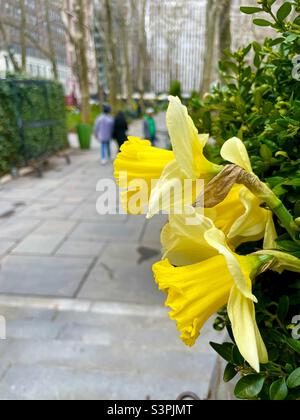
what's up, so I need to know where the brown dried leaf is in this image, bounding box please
[195,165,263,208]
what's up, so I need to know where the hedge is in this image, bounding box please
[0,76,68,176]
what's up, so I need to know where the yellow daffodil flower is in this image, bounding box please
[114,137,174,214]
[154,219,272,372]
[114,97,222,215]
[156,208,272,371]
[114,100,275,247]
[162,193,276,268]
[147,97,222,217]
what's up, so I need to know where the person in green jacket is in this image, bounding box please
[143,108,157,146]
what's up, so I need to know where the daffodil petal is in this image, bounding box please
[263,212,278,250]
[254,320,269,365]
[221,137,252,172]
[228,286,268,372]
[114,136,174,214]
[228,187,271,241]
[167,96,204,178]
[167,96,221,179]
[204,228,257,302]
[147,160,185,218]
[161,207,218,266]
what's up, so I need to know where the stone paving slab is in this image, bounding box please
[0,297,222,400]
[77,262,164,305]
[0,339,215,383]
[0,364,209,400]
[56,314,219,354]
[95,241,161,266]
[20,202,77,219]
[33,220,77,236]
[56,240,106,258]
[6,319,63,340]
[0,115,221,400]
[70,204,127,223]
[69,220,145,242]
[0,219,41,241]
[11,234,65,255]
[0,202,15,218]
[0,241,15,255]
[0,256,93,297]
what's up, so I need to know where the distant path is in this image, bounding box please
[0,113,221,400]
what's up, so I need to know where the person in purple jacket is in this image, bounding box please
[94,105,114,165]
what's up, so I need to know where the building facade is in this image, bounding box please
[147,0,207,94]
[0,0,72,91]
[147,0,278,94]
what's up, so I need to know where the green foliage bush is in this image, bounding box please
[189,0,300,400]
[0,76,68,176]
[169,80,182,99]
[66,104,101,133]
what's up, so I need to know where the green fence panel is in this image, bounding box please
[0,77,68,176]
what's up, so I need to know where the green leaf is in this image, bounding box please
[285,34,298,43]
[287,368,300,389]
[277,296,289,322]
[253,19,273,27]
[253,41,262,52]
[276,240,300,252]
[270,37,285,46]
[283,178,300,187]
[272,184,288,196]
[268,0,277,5]
[268,348,280,362]
[210,342,234,363]
[234,375,265,400]
[277,2,292,22]
[294,16,300,26]
[223,363,238,383]
[232,346,244,365]
[286,338,300,355]
[269,379,288,400]
[240,6,263,15]
[267,176,285,188]
[260,144,273,160]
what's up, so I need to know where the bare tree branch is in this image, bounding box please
[0,19,21,72]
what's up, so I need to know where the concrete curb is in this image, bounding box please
[0,294,167,318]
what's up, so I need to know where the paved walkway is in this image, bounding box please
[0,115,221,400]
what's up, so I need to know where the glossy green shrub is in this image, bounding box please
[0,76,68,176]
[191,0,300,400]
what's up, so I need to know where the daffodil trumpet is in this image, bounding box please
[153,251,273,373]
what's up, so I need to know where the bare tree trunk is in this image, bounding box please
[137,0,147,114]
[76,0,91,124]
[201,0,233,95]
[45,0,58,79]
[200,0,218,96]
[0,20,21,73]
[104,0,119,114]
[218,0,232,61]
[120,0,132,109]
[19,0,27,72]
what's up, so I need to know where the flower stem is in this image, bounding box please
[250,179,300,245]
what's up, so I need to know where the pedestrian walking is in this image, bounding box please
[143,108,157,146]
[113,110,128,149]
[94,105,114,165]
